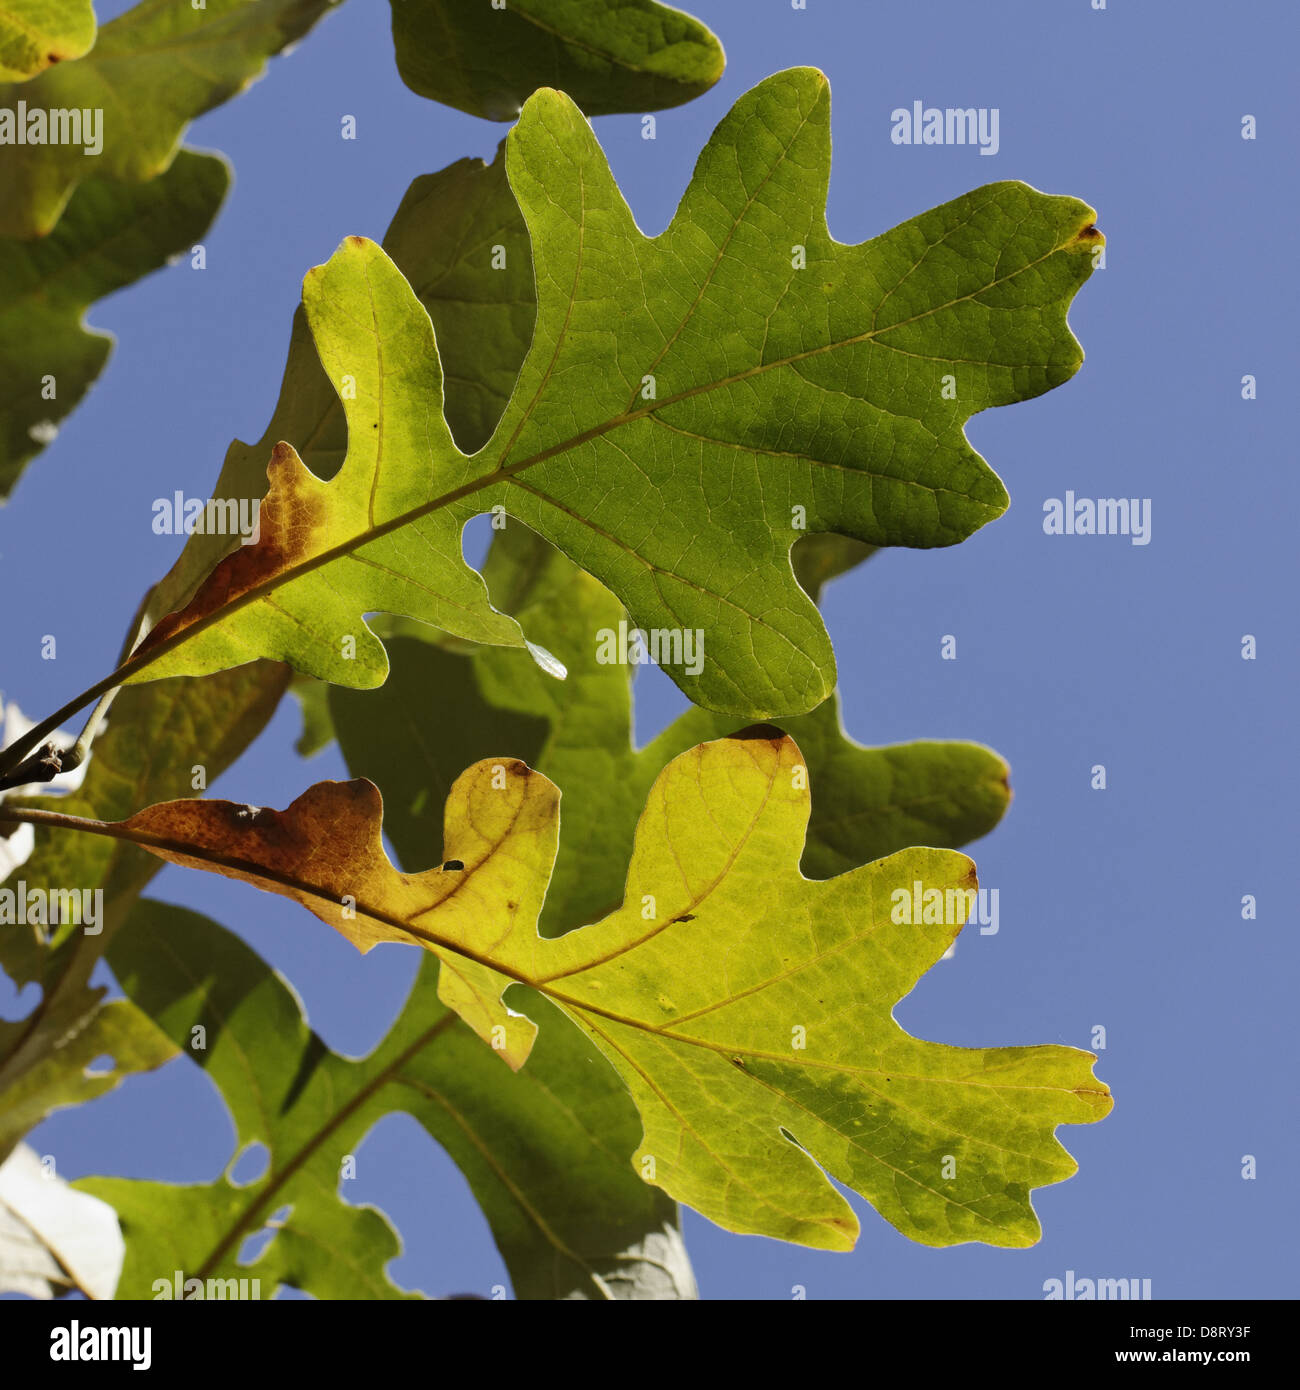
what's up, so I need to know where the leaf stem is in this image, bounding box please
[0,669,126,786]
[0,804,645,1030]
[0,583,152,784]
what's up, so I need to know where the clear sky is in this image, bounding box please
[4,0,1296,1300]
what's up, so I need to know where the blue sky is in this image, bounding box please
[4,0,1297,1299]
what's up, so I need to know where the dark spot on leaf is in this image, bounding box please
[671,913,696,923]
[442,860,464,872]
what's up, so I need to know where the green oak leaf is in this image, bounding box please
[80,898,697,1299]
[206,149,879,760]
[389,0,724,120]
[0,0,340,238]
[90,734,1109,1250]
[0,0,94,82]
[333,524,1011,936]
[0,660,288,1128]
[150,143,871,633]
[0,149,230,499]
[128,69,1101,720]
[538,736,1110,1247]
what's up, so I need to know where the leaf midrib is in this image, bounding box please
[193,1010,460,1283]
[20,807,1101,1105]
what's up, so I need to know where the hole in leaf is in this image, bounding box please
[237,1204,292,1267]
[227,1141,270,1188]
[237,1229,274,1265]
[84,1053,116,1077]
[0,979,41,1022]
[778,1126,811,1154]
[460,512,493,569]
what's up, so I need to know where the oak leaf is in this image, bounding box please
[104,732,1110,1249]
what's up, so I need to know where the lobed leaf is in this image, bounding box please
[129,71,1102,718]
[525,732,1109,1249]
[91,732,1110,1250]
